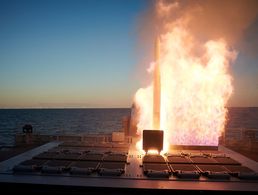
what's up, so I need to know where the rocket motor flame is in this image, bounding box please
[134,1,237,152]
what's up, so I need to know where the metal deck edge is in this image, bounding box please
[219,145,258,172]
[0,141,61,172]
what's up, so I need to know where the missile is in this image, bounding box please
[153,36,161,130]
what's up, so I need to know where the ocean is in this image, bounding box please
[0,107,257,147]
[0,108,130,146]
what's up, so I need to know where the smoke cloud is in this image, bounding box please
[138,0,258,53]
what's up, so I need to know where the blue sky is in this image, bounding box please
[0,0,257,108]
[0,0,147,108]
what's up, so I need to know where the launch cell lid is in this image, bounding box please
[143,130,163,153]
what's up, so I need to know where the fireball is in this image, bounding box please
[134,0,237,152]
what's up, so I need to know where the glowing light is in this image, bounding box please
[147,149,159,155]
[134,1,236,152]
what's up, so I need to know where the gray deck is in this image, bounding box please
[0,141,258,192]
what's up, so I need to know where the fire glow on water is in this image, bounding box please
[135,1,237,152]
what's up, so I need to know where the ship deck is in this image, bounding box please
[1,136,258,194]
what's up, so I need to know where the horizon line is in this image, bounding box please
[0,106,258,109]
[0,107,132,109]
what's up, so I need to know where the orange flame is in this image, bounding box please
[134,1,236,152]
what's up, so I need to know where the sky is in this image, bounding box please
[0,0,146,108]
[0,0,257,108]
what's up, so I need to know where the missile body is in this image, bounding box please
[153,37,161,130]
